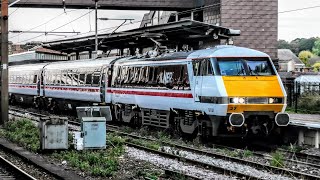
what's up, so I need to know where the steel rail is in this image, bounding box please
[198,140,320,170]
[108,128,320,180]
[125,142,256,180]
[9,107,320,179]
[0,155,37,180]
[278,148,320,165]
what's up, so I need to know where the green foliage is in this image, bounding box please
[0,129,5,137]
[298,50,314,67]
[136,169,162,180]
[3,119,40,152]
[156,131,171,142]
[107,133,125,147]
[243,149,253,158]
[52,148,123,177]
[270,151,284,167]
[297,93,320,113]
[2,119,124,177]
[278,38,317,55]
[278,39,291,49]
[312,39,320,56]
[283,144,304,153]
[130,138,160,150]
[312,62,320,72]
[298,38,317,52]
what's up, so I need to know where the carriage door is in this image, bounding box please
[100,67,107,103]
[193,60,203,102]
[39,70,45,96]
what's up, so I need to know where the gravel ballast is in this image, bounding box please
[126,146,237,180]
[161,146,293,180]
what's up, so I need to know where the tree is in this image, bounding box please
[299,38,317,52]
[298,50,314,67]
[278,40,291,49]
[312,39,320,56]
[312,62,320,72]
[290,38,302,55]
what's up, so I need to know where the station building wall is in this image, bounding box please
[203,0,278,59]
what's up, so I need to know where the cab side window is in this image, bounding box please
[193,59,214,76]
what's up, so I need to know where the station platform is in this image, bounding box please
[288,113,320,148]
[289,113,320,129]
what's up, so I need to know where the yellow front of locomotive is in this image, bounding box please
[215,51,289,135]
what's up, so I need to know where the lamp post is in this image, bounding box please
[94,0,99,53]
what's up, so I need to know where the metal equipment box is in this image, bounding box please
[40,117,68,150]
[76,106,112,121]
[81,117,106,149]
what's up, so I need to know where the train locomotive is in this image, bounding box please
[9,45,290,138]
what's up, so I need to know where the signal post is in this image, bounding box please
[1,0,9,125]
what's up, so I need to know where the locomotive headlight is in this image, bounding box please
[231,97,239,103]
[230,97,245,104]
[268,97,283,104]
[238,98,245,104]
[269,98,275,104]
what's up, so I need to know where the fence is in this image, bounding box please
[290,82,320,114]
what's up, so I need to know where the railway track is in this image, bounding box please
[9,107,320,179]
[106,127,320,179]
[278,148,320,165]
[0,155,36,180]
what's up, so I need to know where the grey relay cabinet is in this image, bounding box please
[81,117,106,149]
[40,117,68,150]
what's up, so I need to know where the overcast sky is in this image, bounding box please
[8,0,320,44]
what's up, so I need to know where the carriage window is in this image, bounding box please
[79,74,85,86]
[57,73,63,86]
[74,73,80,86]
[148,67,154,82]
[86,74,92,85]
[193,61,201,76]
[114,64,190,90]
[33,75,38,84]
[92,73,100,86]
[27,75,30,84]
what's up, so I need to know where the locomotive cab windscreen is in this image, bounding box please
[216,57,275,76]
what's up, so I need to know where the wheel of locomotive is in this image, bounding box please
[173,116,183,136]
[49,100,59,114]
[40,98,48,111]
[200,121,212,143]
[9,94,16,105]
[132,111,142,128]
[112,105,119,121]
[33,97,40,109]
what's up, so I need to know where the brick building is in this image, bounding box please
[141,0,278,59]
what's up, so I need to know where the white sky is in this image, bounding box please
[278,0,320,41]
[8,0,320,44]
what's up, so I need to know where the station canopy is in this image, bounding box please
[43,20,240,54]
[295,75,320,83]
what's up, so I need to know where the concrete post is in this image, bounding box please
[89,50,92,59]
[298,129,304,146]
[315,130,319,149]
[76,52,80,60]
